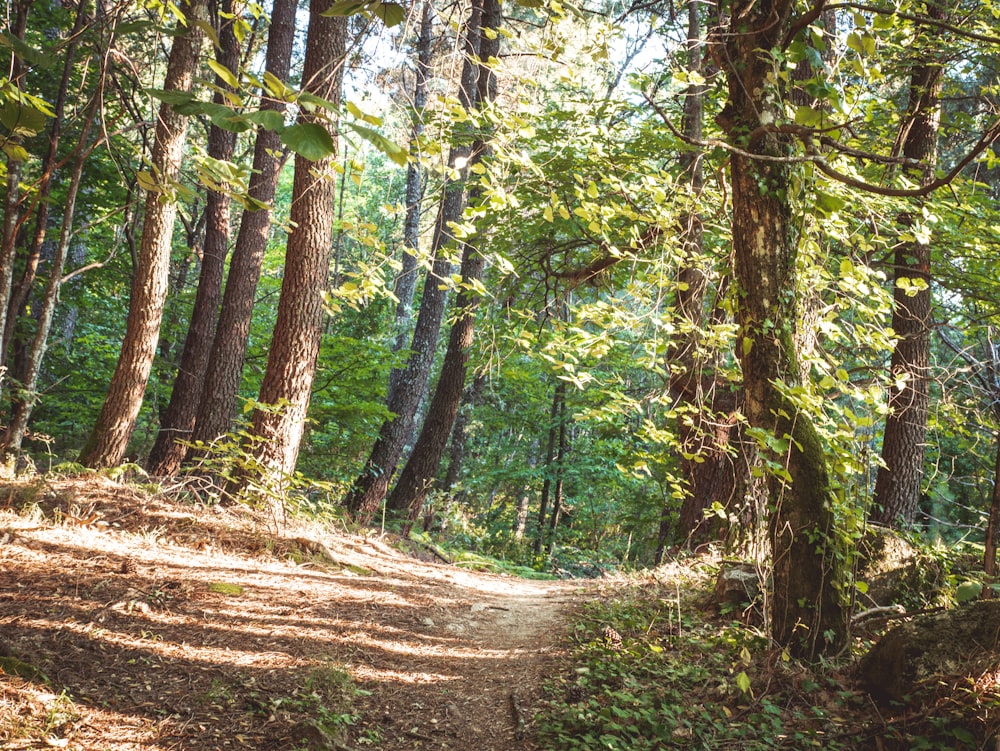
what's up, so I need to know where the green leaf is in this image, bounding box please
[322,0,405,26]
[956,581,982,603]
[322,0,369,16]
[0,101,48,137]
[814,191,845,217]
[0,140,29,161]
[136,170,160,192]
[298,92,340,113]
[0,32,53,68]
[347,122,408,166]
[207,59,240,88]
[736,671,752,694]
[244,109,286,132]
[794,105,822,127]
[372,2,405,27]
[147,88,197,107]
[280,123,336,161]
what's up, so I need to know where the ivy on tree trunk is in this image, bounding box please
[715,0,847,659]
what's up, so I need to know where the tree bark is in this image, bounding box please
[545,392,568,555]
[441,373,485,494]
[389,0,433,363]
[871,19,943,528]
[716,0,846,658]
[534,380,565,555]
[384,0,501,527]
[80,1,205,468]
[2,95,100,454]
[188,0,296,452]
[147,0,241,475]
[2,0,88,364]
[984,432,1000,585]
[346,0,485,524]
[231,0,346,492]
[0,0,30,362]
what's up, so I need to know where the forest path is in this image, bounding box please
[0,476,591,751]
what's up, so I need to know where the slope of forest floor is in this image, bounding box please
[0,474,591,751]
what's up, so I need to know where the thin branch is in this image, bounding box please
[644,91,1000,198]
[825,3,1000,46]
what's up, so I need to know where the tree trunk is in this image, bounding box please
[188,0,296,452]
[984,431,1000,585]
[147,0,241,475]
[384,0,500,528]
[346,0,485,524]
[2,96,100,454]
[871,24,943,528]
[534,380,565,555]
[716,0,846,658]
[389,0,433,362]
[232,0,346,492]
[545,393,568,555]
[0,0,30,363]
[667,0,749,548]
[2,0,88,364]
[80,1,205,469]
[441,373,485,494]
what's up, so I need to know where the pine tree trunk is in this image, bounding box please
[233,0,346,491]
[716,0,846,658]
[390,0,433,362]
[2,95,100,454]
[534,380,565,555]
[442,373,485,494]
[188,0,296,452]
[346,0,486,524]
[80,1,205,469]
[667,0,749,548]
[872,28,943,528]
[0,0,30,363]
[984,432,1000,584]
[545,395,568,555]
[2,0,88,363]
[384,0,500,525]
[147,0,241,475]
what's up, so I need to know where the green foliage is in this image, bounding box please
[537,569,861,750]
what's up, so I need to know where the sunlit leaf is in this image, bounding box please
[280,123,336,161]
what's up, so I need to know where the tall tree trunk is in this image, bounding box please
[346,0,485,524]
[188,0,296,451]
[871,19,943,528]
[147,0,241,475]
[669,0,748,548]
[80,0,205,468]
[441,373,485,494]
[534,380,565,555]
[984,431,1000,584]
[545,393,568,555]
[389,0,433,363]
[2,96,101,454]
[2,0,88,364]
[385,0,501,525]
[716,0,846,658]
[0,0,31,370]
[231,0,346,493]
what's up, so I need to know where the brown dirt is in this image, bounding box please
[0,475,590,750]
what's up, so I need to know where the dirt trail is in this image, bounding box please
[0,477,589,750]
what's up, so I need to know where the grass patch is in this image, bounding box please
[536,557,1000,751]
[208,581,245,596]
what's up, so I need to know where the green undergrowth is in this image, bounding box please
[536,556,1000,751]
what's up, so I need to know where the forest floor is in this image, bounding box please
[0,474,593,751]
